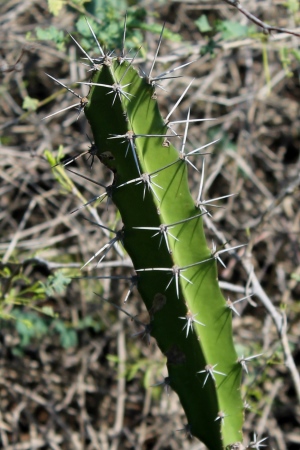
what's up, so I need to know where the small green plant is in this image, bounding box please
[0,263,88,353]
[7,308,102,354]
[33,1,180,56]
[0,264,69,316]
[107,353,165,390]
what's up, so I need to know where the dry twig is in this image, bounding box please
[222,0,300,37]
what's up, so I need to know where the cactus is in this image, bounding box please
[48,21,246,450]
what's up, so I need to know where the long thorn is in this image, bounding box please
[170,118,216,125]
[42,102,82,120]
[154,59,198,81]
[181,108,190,155]
[45,73,82,99]
[165,79,194,122]
[119,46,141,83]
[149,22,165,80]
[65,167,107,189]
[120,12,127,61]
[85,17,105,57]
[69,33,95,67]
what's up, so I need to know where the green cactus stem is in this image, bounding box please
[49,23,245,449]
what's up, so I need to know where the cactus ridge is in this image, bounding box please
[48,20,249,450]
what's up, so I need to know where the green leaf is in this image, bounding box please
[107,354,120,363]
[76,315,102,332]
[291,272,300,282]
[143,365,154,389]
[47,0,65,16]
[25,32,34,41]
[41,271,71,297]
[44,147,76,192]
[195,15,212,33]
[85,0,127,16]
[139,22,181,42]
[22,96,39,111]
[13,311,49,347]
[216,20,252,40]
[200,37,221,56]
[291,49,300,61]
[41,306,57,317]
[75,15,97,38]
[284,0,299,13]
[36,26,65,50]
[36,26,60,41]
[60,328,78,348]
[44,149,56,166]
[127,361,141,381]
[53,320,78,348]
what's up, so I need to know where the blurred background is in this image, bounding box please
[0,1,299,449]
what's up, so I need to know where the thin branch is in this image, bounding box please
[222,0,300,37]
[243,256,300,404]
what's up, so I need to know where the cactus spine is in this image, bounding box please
[51,23,245,450]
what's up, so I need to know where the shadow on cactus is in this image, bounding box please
[45,16,255,450]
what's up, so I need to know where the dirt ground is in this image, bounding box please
[0,0,300,449]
